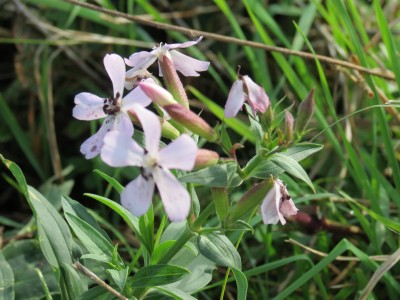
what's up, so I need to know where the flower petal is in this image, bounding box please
[113,112,133,136]
[104,54,125,97]
[122,78,155,109]
[73,92,106,120]
[153,167,190,222]
[242,75,269,114]
[126,50,158,72]
[132,104,161,155]
[80,116,115,159]
[169,51,210,76]
[280,199,298,217]
[163,36,203,50]
[159,134,197,171]
[126,51,154,66]
[260,182,285,225]
[121,175,155,217]
[101,131,144,167]
[224,80,245,118]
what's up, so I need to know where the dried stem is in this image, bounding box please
[286,238,388,262]
[73,262,128,300]
[62,0,395,80]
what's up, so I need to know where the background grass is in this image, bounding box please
[1,0,400,299]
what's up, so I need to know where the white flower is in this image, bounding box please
[224,75,270,118]
[72,53,153,159]
[261,179,298,225]
[125,36,210,78]
[100,105,198,222]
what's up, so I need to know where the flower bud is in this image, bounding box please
[284,110,294,143]
[260,104,274,128]
[194,149,219,169]
[295,88,315,133]
[163,104,218,142]
[139,82,177,107]
[159,55,190,108]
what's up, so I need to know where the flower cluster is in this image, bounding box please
[73,36,299,224]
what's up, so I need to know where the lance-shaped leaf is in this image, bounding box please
[130,265,189,288]
[197,233,241,270]
[270,153,315,192]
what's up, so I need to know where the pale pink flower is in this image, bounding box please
[261,179,298,225]
[100,105,198,222]
[125,36,210,78]
[73,53,153,159]
[224,75,270,118]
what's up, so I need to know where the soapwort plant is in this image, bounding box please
[2,36,320,299]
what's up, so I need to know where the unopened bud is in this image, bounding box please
[159,55,190,108]
[261,105,274,128]
[164,104,218,142]
[284,110,294,143]
[194,149,219,169]
[139,82,177,107]
[295,88,315,133]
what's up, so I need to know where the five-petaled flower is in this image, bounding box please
[224,75,270,118]
[73,53,154,159]
[125,36,210,79]
[100,104,198,222]
[261,179,298,225]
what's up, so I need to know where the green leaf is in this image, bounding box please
[244,104,264,146]
[270,153,314,192]
[153,286,197,300]
[197,233,241,270]
[93,169,124,193]
[150,241,175,265]
[106,267,129,291]
[349,201,400,233]
[76,286,115,300]
[220,123,233,153]
[83,194,145,251]
[130,265,189,288]
[80,254,110,264]
[139,208,155,256]
[29,187,74,268]
[160,223,214,293]
[34,267,53,300]
[64,213,114,259]
[231,267,248,300]
[226,220,254,234]
[245,143,322,179]
[0,251,15,300]
[179,162,242,187]
[62,197,111,243]
[2,240,59,299]
[60,263,87,298]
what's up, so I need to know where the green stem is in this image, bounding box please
[190,201,215,232]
